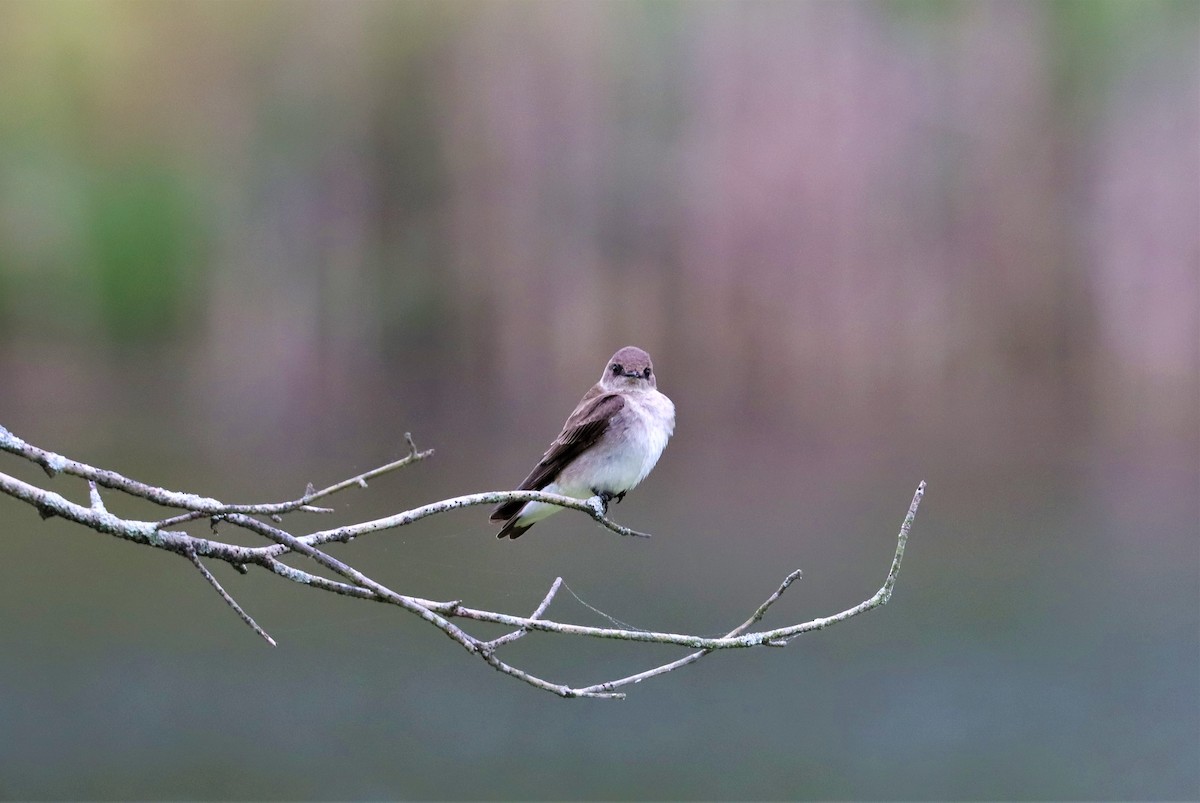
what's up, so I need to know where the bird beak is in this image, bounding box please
[623,370,645,379]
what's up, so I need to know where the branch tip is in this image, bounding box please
[185,546,276,647]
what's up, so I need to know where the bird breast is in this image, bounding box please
[559,388,674,496]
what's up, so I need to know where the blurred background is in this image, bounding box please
[0,0,1196,799]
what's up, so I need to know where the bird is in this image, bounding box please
[491,346,676,539]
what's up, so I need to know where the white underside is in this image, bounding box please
[511,388,675,527]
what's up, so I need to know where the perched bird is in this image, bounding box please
[491,346,676,539]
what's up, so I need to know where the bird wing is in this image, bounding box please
[490,388,625,523]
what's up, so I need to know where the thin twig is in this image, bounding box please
[185,545,276,647]
[297,432,429,505]
[483,577,564,652]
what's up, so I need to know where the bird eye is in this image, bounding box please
[611,363,623,375]
[643,367,652,379]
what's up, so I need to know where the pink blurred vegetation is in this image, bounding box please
[0,0,1195,456]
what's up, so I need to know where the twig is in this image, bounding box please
[298,432,428,504]
[483,577,564,652]
[185,545,276,647]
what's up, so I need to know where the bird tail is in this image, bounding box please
[495,515,533,539]
[490,498,525,524]
[491,498,533,538]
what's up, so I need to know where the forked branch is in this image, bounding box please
[0,424,924,699]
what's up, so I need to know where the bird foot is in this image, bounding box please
[589,489,628,517]
[590,489,615,515]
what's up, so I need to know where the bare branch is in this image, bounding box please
[0,424,431,520]
[223,513,620,698]
[0,424,925,699]
[268,489,651,555]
